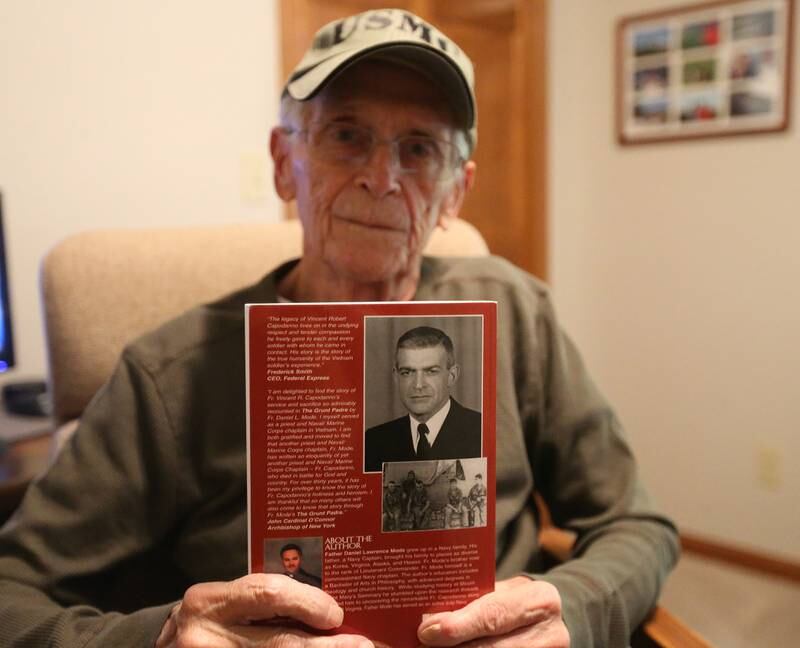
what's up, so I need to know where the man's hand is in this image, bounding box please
[416,577,569,647]
[155,573,374,648]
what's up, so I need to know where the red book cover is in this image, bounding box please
[247,301,496,647]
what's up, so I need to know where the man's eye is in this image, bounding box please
[324,124,369,147]
[398,369,411,377]
[402,137,440,160]
[426,368,440,375]
[331,126,358,142]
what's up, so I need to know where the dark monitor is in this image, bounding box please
[0,193,15,372]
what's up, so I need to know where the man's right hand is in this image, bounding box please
[155,573,374,648]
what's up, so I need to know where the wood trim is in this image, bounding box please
[785,0,796,131]
[529,0,548,280]
[619,0,791,25]
[681,532,800,584]
[636,606,714,648]
[614,7,627,146]
[0,431,53,525]
[434,0,516,30]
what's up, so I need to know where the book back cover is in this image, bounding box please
[247,301,496,647]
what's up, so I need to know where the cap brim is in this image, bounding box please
[286,43,475,132]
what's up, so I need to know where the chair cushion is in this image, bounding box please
[41,219,489,422]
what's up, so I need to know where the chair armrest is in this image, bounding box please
[534,494,710,648]
[632,605,713,648]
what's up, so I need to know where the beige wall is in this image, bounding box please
[550,0,799,559]
[0,0,283,384]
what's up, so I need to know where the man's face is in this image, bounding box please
[281,549,301,574]
[394,344,458,421]
[273,60,472,285]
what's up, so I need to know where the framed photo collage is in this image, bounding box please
[617,0,795,143]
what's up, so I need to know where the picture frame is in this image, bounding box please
[616,0,795,144]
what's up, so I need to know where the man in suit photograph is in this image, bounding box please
[279,543,322,589]
[364,326,481,472]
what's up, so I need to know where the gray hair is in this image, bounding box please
[279,92,309,132]
[396,326,456,368]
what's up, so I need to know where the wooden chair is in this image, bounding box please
[40,218,707,646]
[535,495,711,648]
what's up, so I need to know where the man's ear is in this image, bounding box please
[270,127,296,202]
[437,160,476,231]
[447,363,461,386]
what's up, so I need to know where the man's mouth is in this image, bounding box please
[334,214,406,233]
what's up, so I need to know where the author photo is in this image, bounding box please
[262,537,322,589]
[363,319,483,473]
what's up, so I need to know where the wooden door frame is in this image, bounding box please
[276,1,548,280]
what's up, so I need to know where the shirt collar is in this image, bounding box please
[410,398,452,451]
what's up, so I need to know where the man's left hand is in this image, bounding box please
[416,576,569,647]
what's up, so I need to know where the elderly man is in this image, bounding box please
[0,8,678,648]
[364,326,481,472]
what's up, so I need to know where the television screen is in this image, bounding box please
[0,193,15,372]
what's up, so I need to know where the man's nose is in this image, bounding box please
[413,371,425,389]
[356,142,401,198]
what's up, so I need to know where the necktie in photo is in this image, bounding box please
[417,423,431,459]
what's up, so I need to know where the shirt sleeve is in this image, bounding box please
[0,350,179,647]
[527,288,680,647]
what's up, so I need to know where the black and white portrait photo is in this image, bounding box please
[363,316,483,473]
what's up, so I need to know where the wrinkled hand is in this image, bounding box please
[155,573,374,648]
[417,577,569,647]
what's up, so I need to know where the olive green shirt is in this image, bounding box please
[0,256,679,647]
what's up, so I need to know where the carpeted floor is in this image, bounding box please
[658,553,800,648]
